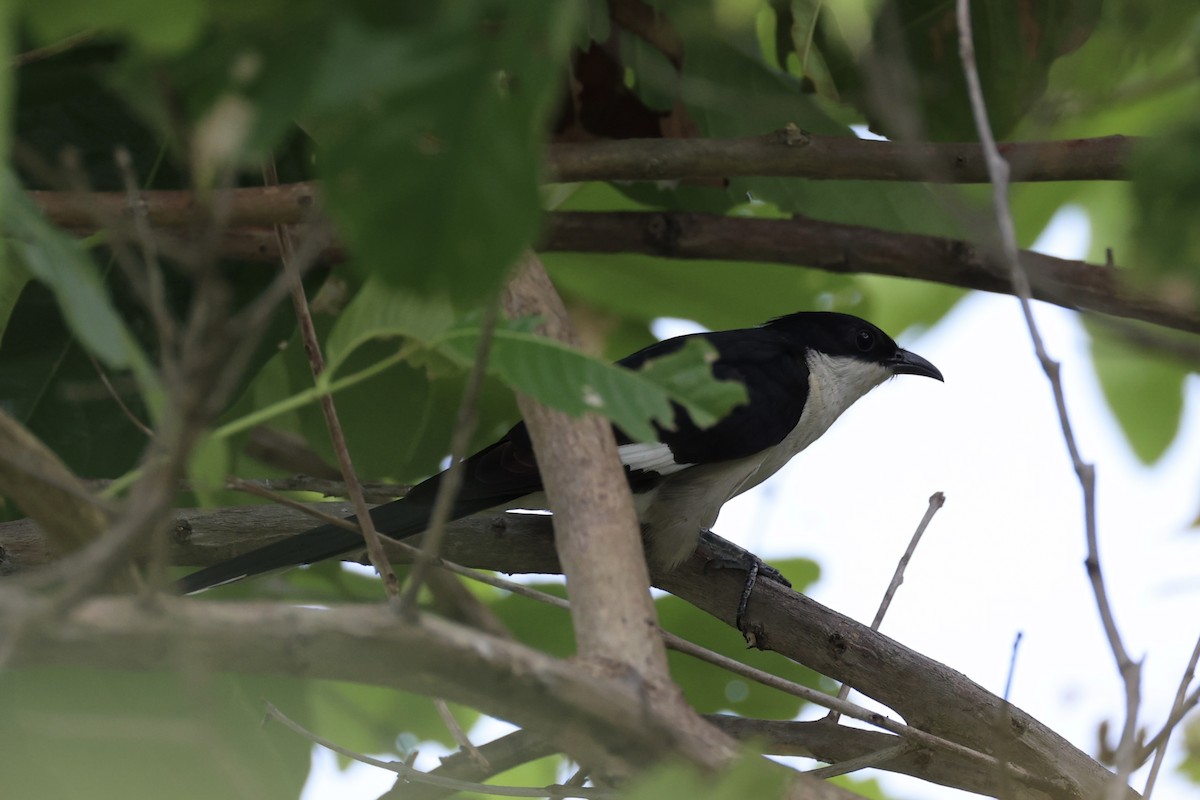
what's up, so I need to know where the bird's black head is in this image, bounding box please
[763,312,943,381]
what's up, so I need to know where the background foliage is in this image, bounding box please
[1,0,1198,797]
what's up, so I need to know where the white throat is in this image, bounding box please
[799,350,894,437]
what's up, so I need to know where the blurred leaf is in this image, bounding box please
[829,773,894,799]
[490,583,575,658]
[187,433,231,507]
[855,0,1102,140]
[1087,323,1190,464]
[855,274,964,338]
[659,558,823,717]
[327,279,748,443]
[1130,118,1200,309]
[544,183,858,331]
[0,280,152,483]
[667,31,965,237]
[787,0,840,100]
[0,259,30,344]
[306,681,463,764]
[2,172,152,378]
[0,668,309,800]
[624,750,789,800]
[24,0,208,53]
[308,6,578,303]
[1183,715,1200,784]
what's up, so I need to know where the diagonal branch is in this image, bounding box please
[540,211,1200,335]
[955,4,1141,799]
[545,131,1135,184]
[0,507,1131,800]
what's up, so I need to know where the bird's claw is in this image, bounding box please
[697,530,789,637]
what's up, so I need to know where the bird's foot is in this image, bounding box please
[697,530,789,638]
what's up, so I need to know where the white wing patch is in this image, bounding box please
[618,441,691,476]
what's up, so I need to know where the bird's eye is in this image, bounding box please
[855,329,875,352]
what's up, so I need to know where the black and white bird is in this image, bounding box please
[177,312,942,600]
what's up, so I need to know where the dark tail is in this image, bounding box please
[175,485,515,595]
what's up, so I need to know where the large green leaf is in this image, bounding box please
[307,6,578,303]
[0,668,310,800]
[1129,118,1200,307]
[326,279,748,442]
[306,682,465,764]
[851,0,1102,141]
[2,172,151,377]
[1088,322,1190,465]
[23,0,208,54]
[623,751,789,800]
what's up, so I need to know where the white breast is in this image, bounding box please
[734,351,893,497]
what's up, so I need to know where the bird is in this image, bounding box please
[177,311,943,617]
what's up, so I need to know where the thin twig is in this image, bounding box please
[86,354,155,438]
[262,161,401,600]
[829,491,944,720]
[869,492,946,630]
[995,632,1024,800]
[399,296,500,613]
[956,4,1141,798]
[263,702,608,799]
[116,147,178,358]
[433,698,491,772]
[1141,632,1200,799]
[804,743,911,779]
[13,30,98,67]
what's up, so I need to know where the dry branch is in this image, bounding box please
[541,211,1200,335]
[545,132,1135,184]
[0,507,1128,800]
[29,182,1200,336]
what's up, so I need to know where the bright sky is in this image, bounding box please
[304,207,1200,799]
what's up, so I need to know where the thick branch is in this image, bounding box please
[707,717,1063,800]
[30,184,1199,335]
[77,212,1200,338]
[0,594,691,776]
[0,508,1127,800]
[542,211,1200,335]
[545,132,1135,184]
[500,255,743,773]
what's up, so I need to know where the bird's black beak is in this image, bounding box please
[889,349,944,381]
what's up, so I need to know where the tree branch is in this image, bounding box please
[0,507,1131,800]
[96,212,1200,338]
[541,211,1200,335]
[545,131,1135,184]
[29,184,1200,336]
[499,255,744,775]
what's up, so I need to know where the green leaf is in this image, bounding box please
[853,0,1102,140]
[0,259,30,347]
[2,174,142,372]
[0,667,310,800]
[307,6,579,303]
[23,0,208,53]
[441,328,749,441]
[186,433,230,507]
[1183,716,1200,785]
[306,681,464,764]
[543,183,859,333]
[1088,322,1190,464]
[624,751,789,800]
[327,279,747,442]
[1130,117,1200,307]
